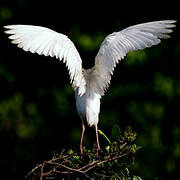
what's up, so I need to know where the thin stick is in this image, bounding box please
[40,161,46,180]
[26,164,42,178]
[47,161,85,174]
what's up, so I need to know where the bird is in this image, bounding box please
[4,20,176,155]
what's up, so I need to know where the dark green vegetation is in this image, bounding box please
[0,1,179,179]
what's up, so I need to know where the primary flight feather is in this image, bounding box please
[4,20,176,154]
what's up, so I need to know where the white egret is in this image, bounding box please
[4,20,176,154]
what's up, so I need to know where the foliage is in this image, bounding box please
[26,125,141,180]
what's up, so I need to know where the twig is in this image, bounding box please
[114,173,122,180]
[77,160,100,171]
[26,164,42,178]
[40,161,46,180]
[83,151,130,173]
[120,142,127,149]
[47,161,85,174]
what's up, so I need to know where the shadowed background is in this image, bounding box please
[0,0,179,179]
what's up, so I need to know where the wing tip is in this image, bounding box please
[4,25,17,34]
[4,25,10,34]
[161,20,177,28]
[163,20,177,23]
[4,25,15,30]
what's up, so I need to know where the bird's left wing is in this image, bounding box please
[4,25,86,95]
[93,20,176,96]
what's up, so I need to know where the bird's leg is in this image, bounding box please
[94,124,100,156]
[80,120,85,155]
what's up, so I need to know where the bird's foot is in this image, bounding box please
[95,146,100,157]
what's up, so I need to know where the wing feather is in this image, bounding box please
[4,25,86,95]
[94,20,176,96]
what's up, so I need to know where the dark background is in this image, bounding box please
[0,0,179,179]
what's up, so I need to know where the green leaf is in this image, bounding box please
[124,126,137,142]
[105,145,110,153]
[130,144,141,153]
[111,141,118,152]
[73,155,80,160]
[125,168,130,176]
[98,129,111,145]
[67,149,73,155]
[133,176,143,180]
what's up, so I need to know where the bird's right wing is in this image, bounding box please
[93,20,176,96]
[4,25,86,96]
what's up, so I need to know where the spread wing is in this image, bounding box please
[4,25,86,96]
[93,20,176,96]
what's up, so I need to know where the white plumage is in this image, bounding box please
[4,20,176,154]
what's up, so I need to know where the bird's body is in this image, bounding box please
[75,80,101,127]
[75,68,101,127]
[4,20,176,154]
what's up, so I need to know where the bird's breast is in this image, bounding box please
[75,90,101,127]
